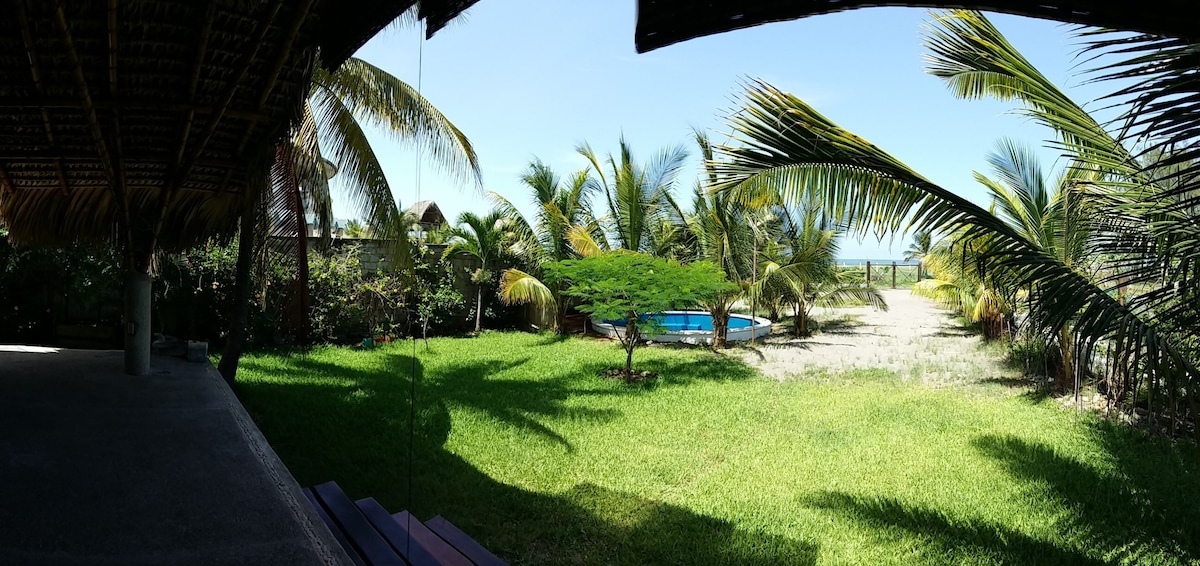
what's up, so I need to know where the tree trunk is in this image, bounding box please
[218,203,257,385]
[291,177,310,346]
[1059,325,1074,395]
[623,312,639,379]
[625,341,635,379]
[792,303,810,337]
[474,286,482,333]
[711,307,729,349]
[554,291,565,334]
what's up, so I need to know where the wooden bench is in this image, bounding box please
[304,481,508,566]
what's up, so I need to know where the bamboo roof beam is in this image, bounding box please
[13,0,71,198]
[173,2,217,172]
[146,0,284,259]
[105,0,130,244]
[51,0,133,249]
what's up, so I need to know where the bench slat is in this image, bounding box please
[304,488,367,566]
[423,515,508,566]
[311,482,407,566]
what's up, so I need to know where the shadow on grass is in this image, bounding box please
[237,351,813,565]
[974,432,1200,563]
[803,491,1105,565]
[802,426,1199,565]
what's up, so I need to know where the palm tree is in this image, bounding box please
[756,204,886,337]
[685,131,754,348]
[902,231,932,263]
[577,137,689,254]
[976,139,1092,386]
[911,229,1016,340]
[221,44,479,380]
[712,77,1195,416]
[492,160,598,331]
[444,211,509,333]
[343,219,368,238]
[286,55,480,249]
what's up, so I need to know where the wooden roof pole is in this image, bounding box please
[13,0,72,198]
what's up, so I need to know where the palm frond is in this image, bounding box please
[567,224,604,257]
[714,79,1196,380]
[314,57,482,188]
[499,268,556,309]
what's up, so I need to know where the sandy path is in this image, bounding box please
[736,290,1016,386]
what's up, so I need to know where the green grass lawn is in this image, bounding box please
[235,332,1199,565]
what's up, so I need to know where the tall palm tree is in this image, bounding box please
[685,131,754,348]
[976,139,1093,386]
[444,211,508,333]
[222,45,479,380]
[577,137,689,254]
[492,160,598,331]
[922,9,1200,408]
[287,55,481,250]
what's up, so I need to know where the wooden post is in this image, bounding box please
[865,261,871,286]
[917,261,923,281]
[891,261,897,289]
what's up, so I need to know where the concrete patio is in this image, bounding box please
[0,347,351,565]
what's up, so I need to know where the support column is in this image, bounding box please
[124,268,152,375]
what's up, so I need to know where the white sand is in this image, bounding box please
[735,289,1017,386]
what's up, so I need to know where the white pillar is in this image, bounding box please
[124,269,152,375]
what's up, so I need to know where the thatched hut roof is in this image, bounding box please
[0,0,474,257]
[634,1,1198,52]
[406,200,446,227]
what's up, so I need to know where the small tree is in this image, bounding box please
[548,252,734,380]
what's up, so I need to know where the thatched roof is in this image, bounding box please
[634,1,1198,52]
[406,200,446,226]
[0,0,474,258]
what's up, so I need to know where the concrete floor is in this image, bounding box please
[0,347,352,565]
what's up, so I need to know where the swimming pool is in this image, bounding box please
[590,311,772,345]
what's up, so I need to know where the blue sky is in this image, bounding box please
[338,2,1116,259]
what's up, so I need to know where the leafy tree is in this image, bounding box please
[547,252,735,380]
[411,253,466,349]
[444,210,510,333]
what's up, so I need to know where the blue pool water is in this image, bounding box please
[607,311,755,331]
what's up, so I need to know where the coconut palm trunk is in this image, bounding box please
[475,285,483,333]
[793,300,810,337]
[1060,325,1075,394]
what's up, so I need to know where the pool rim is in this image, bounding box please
[589,310,772,345]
